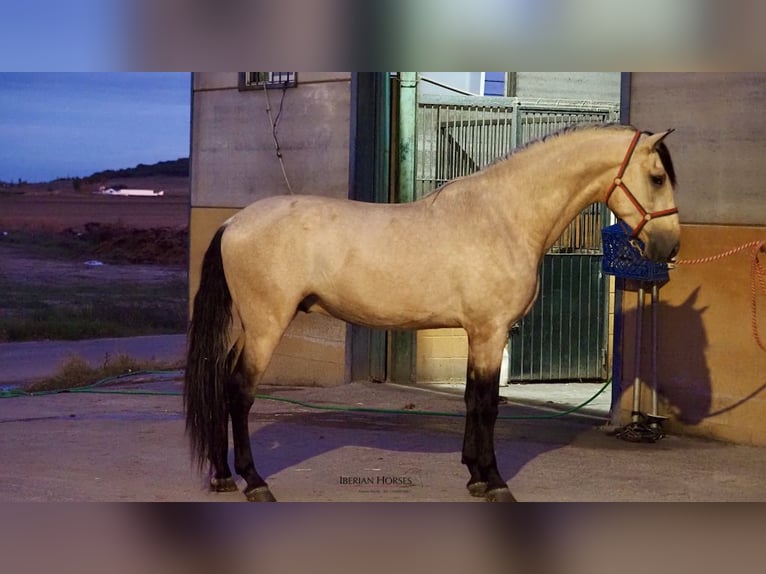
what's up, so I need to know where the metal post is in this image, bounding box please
[631,284,645,423]
[396,72,417,204]
[647,282,667,431]
[651,283,659,418]
[610,278,624,426]
[510,98,521,149]
[619,72,632,125]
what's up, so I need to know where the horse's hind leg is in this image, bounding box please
[223,325,291,502]
[462,329,516,502]
[209,431,237,493]
[226,361,276,502]
[209,384,236,493]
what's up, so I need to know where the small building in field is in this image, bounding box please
[98,187,164,197]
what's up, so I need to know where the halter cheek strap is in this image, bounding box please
[604,130,679,239]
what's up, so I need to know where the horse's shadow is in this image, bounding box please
[614,286,755,426]
[242,400,595,493]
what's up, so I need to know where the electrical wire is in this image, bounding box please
[263,82,294,194]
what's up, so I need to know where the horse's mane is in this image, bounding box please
[514,121,630,152]
[426,122,676,204]
[493,122,676,186]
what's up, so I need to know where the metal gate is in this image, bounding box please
[415,93,619,382]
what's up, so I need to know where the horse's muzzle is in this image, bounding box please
[647,232,681,263]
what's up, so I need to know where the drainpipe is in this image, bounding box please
[389,72,417,383]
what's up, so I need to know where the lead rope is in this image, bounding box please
[675,240,766,352]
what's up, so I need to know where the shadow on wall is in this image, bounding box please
[618,287,712,425]
[618,287,766,425]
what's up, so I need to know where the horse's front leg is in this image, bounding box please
[462,329,516,502]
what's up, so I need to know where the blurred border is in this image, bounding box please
[2,0,765,70]
[2,504,765,574]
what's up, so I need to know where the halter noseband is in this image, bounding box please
[604,130,679,239]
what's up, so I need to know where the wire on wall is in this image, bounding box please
[263,82,294,194]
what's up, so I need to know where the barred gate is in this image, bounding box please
[415,94,619,382]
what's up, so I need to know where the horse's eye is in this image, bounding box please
[650,174,666,187]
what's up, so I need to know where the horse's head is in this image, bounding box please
[605,129,680,263]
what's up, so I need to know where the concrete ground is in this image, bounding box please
[2,334,766,501]
[2,346,766,500]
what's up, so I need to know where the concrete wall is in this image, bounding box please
[189,73,351,386]
[619,73,766,445]
[628,73,765,226]
[416,329,469,382]
[515,72,620,102]
[191,72,351,207]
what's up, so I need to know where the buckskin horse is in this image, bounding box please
[184,124,680,502]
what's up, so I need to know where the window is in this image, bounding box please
[239,72,297,90]
[482,72,518,97]
[483,72,506,96]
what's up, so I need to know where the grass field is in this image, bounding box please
[0,272,187,342]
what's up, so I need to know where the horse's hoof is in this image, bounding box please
[210,476,238,493]
[467,481,488,497]
[245,486,277,502]
[485,487,516,502]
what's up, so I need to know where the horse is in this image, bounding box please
[184,123,680,502]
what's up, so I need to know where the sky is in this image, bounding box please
[0,73,191,183]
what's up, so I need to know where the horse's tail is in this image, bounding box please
[184,225,233,472]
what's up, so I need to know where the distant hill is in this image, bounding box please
[85,158,189,182]
[0,158,190,194]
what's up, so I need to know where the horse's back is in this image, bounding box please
[219,195,460,327]
[218,192,536,331]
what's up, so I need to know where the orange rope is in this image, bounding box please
[675,241,766,352]
[675,240,764,265]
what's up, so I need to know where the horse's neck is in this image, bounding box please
[488,132,626,256]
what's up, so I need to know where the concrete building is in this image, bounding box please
[189,72,766,446]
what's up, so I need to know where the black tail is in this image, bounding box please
[184,225,233,472]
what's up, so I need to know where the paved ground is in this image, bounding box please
[2,335,766,501]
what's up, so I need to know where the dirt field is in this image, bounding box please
[0,244,185,286]
[0,179,189,231]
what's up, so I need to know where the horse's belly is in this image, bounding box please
[302,291,461,331]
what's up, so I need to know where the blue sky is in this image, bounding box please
[0,73,191,183]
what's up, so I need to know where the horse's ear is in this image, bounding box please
[645,129,675,150]
[682,287,708,313]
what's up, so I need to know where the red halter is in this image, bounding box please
[604,130,678,239]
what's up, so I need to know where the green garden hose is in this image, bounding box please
[1,370,611,421]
